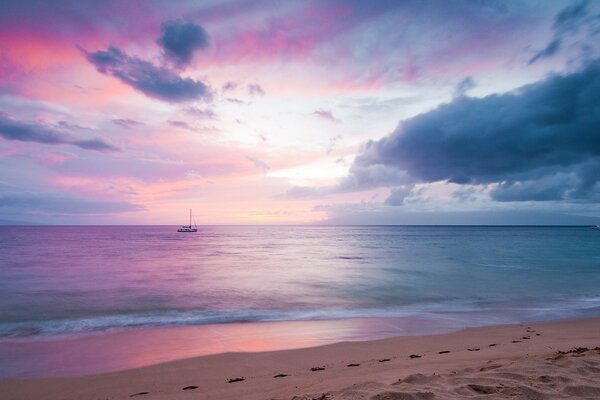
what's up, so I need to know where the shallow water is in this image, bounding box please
[0,225,599,376]
[1,225,599,338]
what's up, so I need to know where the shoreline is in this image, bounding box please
[2,317,599,399]
[0,316,470,379]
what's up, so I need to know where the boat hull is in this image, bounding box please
[177,228,198,232]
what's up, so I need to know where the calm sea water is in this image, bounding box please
[1,225,599,341]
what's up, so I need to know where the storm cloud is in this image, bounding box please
[0,114,118,151]
[158,19,209,68]
[353,61,600,202]
[84,46,210,102]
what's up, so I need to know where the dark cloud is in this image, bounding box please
[353,61,600,202]
[529,39,562,65]
[530,0,599,64]
[72,138,119,151]
[385,185,413,206]
[316,208,600,226]
[0,114,118,152]
[490,174,574,202]
[83,46,211,103]
[554,0,591,34]
[157,19,209,68]
[453,77,476,98]
[247,83,265,97]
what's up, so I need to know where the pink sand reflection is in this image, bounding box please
[0,317,459,378]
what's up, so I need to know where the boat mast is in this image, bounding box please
[189,208,192,227]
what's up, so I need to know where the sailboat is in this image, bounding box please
[177,209,198,232]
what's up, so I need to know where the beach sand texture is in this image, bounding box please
[1,318,599,400]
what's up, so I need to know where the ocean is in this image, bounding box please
[0,225,599,377]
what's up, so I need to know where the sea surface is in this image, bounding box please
[0,225,599,377]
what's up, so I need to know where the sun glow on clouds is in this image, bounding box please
[1,0,599,224]
[269,158,350,187]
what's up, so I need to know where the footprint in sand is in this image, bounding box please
[228,377,245,383]
[182,386,198,390]
[378,358,391,363]
[479,363,502,372]
[311,367,325,372]
[409,354,422,359]
[512,340,522,343]
[438,350,451,354]
[347,363,360,367]
[468,348,480,351]
[489,344,497,347]
[273,374,288,378]
[467,384,498,395]
[130,392,149,397]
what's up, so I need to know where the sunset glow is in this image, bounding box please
[1,1,599,224]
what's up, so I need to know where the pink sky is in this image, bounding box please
[1,0,598,224]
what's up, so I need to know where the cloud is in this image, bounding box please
[184,107,216,119]
[73,138,119,151]
[554,0,591,34]
[385,185,414,206]
[247,83,265,97]
[157,19,209,68]
[316,207,600,226]
[222,81,238,92]
[0,114,118,152]
[83,46,211,103]
[490,174,573,202]
[529,0,599,64]
[327,135,342,154]
[313,109,339,123]
[0,189,142,215]
[351,61,600,202]
[529,39,562,64]
[453,77,476,98]
[112,118,142,128]
[168,120,194,130]
[226,97,247,104]
[285,163,409,199]
[246,155,270,173]
[285,185,333,199]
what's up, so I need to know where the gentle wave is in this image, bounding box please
[3,296,600,339]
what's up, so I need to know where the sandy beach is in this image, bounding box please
[1,317,599,399]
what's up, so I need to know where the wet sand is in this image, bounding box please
[1,317,599,399]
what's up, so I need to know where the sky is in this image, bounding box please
[1,0,599,225]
